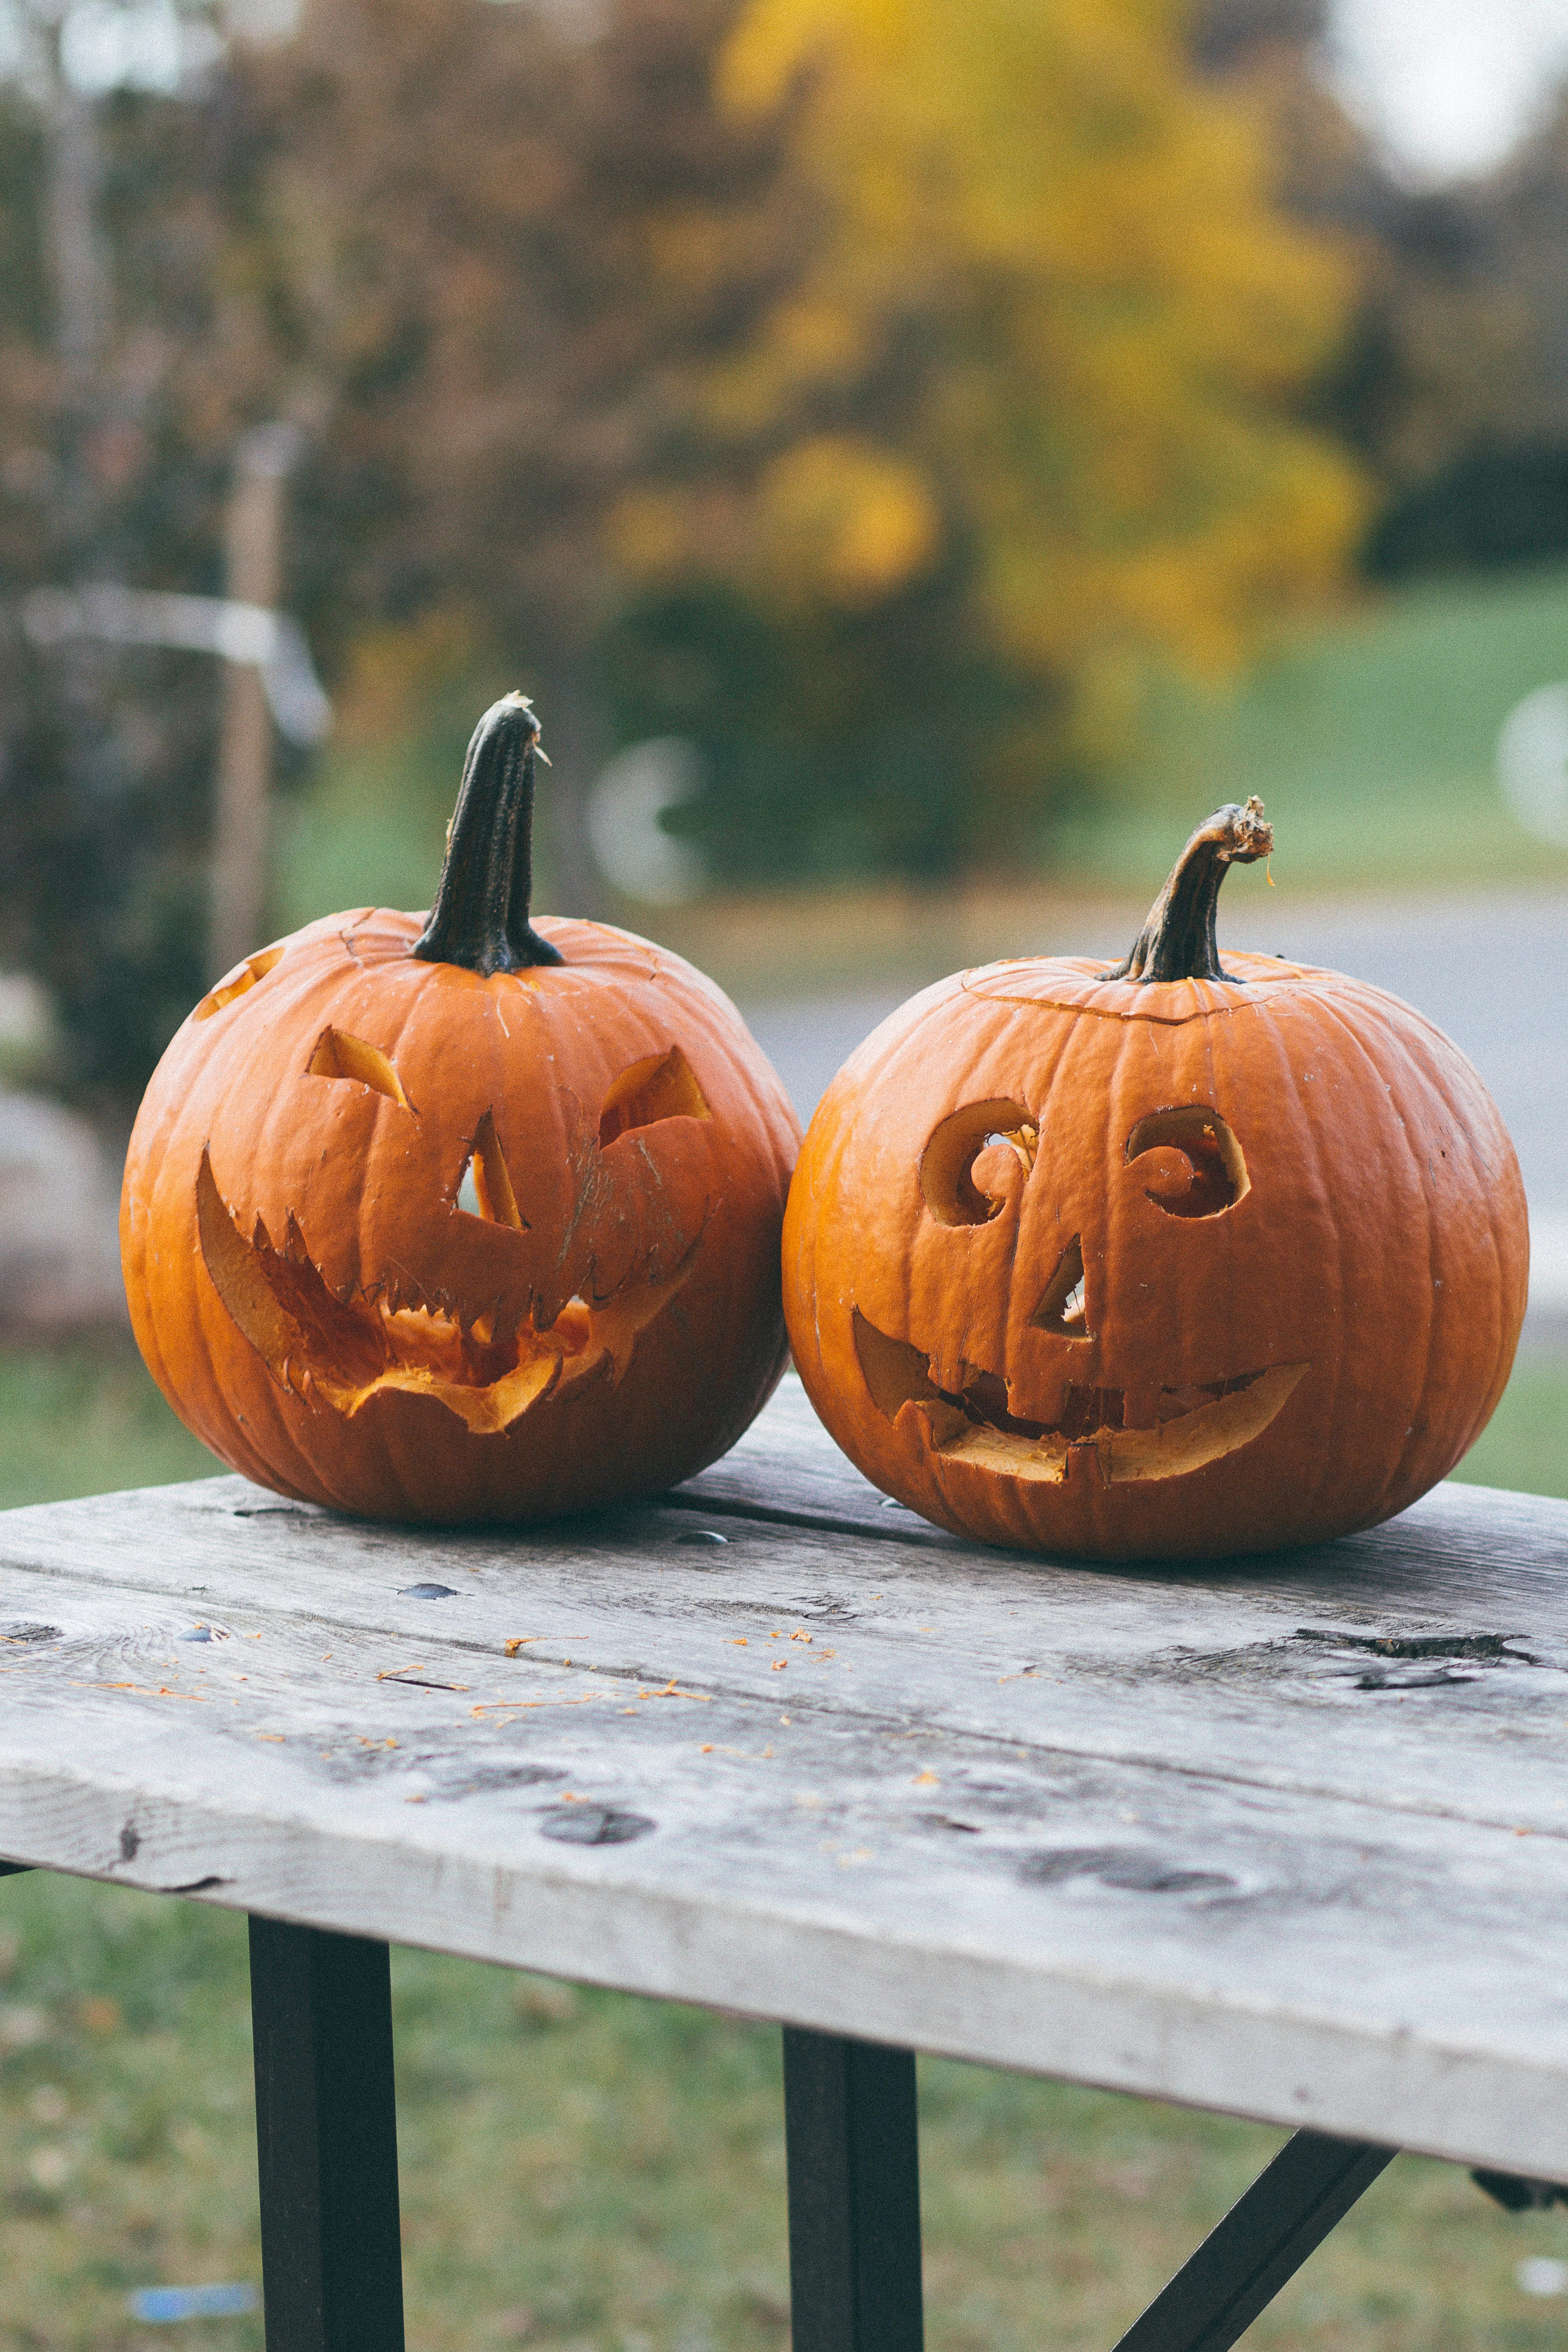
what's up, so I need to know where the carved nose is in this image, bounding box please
[1032,1235,1091,1338]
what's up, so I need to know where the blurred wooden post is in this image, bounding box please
[210,423,301,983]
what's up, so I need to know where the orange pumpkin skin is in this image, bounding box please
[122,707,800,1524]
[783,866,1527,1562]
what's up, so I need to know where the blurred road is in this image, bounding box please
[741,889,1568,1327]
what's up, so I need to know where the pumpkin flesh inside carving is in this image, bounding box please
[852,1308,1307,1487]
[196,1150,700,1436]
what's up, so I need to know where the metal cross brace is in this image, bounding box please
[781,2030,1395,2352]
[1111,2127,1396,2352]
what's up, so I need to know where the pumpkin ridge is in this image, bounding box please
[1317,989,1521,1510]
[1236,996,1341,1530]
[1308,988,1441,1516]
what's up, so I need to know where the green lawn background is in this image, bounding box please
[275,564,1568,952]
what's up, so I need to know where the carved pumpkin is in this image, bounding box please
[782,800,1528,1559]
[122,694,801,1523]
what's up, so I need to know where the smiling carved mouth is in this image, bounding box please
[196,1151,699,1435]
[852,1310,1307,1486]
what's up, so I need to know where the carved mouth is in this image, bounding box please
[196,1151,699,1435]
[853,1310,1307,1485]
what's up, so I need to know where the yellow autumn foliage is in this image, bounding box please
[709,0,1366,732]
[755,436,943,607]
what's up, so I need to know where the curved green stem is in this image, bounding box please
[1102,796,1272,985]
[412,694,564,974]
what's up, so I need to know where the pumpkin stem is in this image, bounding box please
[1102,796,1273,986]
[411,693,565,974]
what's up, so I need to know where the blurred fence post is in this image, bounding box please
[210,423,302,982]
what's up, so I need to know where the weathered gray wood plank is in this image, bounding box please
[0,1378,1565,2179]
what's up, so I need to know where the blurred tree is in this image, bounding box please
[604,0,1366,876]
[1490,91,1568,417]
[1198,0,1568,576]
[3,0,1371,1092]
[3,0,810,1091]
[245,0,810,908]
[1357,86,1568,573]
[1191,0,1326,73]
[0,31,286,1101]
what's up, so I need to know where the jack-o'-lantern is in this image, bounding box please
[783,799,1528,1559]
[122,693,801,1523]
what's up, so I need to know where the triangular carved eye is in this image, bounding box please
[194,946,284,1020]
[307,1026,413,1110]
[456,1110,527,1230]
[1032,1235,1091,1338]
[599,1045,710,1148]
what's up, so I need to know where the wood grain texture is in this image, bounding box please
[1,1378,1567,2176]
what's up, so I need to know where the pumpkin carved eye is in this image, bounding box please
[193,946,284,1020]
[599,1045,710,1148]
[307,1026,414,1111]
[920,1099,1035,1226]
[1126,1106,1247,1218]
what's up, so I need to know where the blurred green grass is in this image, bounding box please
[5,1856,1568,2351]
[0,1345,216,1510]
[1060,564,1568,892]
[0,1339,1565,2346]
[1455,1353,1568,1500]
[274,566,1568,953]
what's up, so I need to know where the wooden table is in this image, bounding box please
[1,1377,1565,2351]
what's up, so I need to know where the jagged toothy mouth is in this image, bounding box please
[852,1310,1307,1486]
[196,1151,699,1435]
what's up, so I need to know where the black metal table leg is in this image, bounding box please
[1112,2128,1395,2352]
[249,1916,405,2352]
[782,2027,923,2352]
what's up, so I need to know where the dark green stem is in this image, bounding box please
[1102,796,1273,985]
[411,693,564,974]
